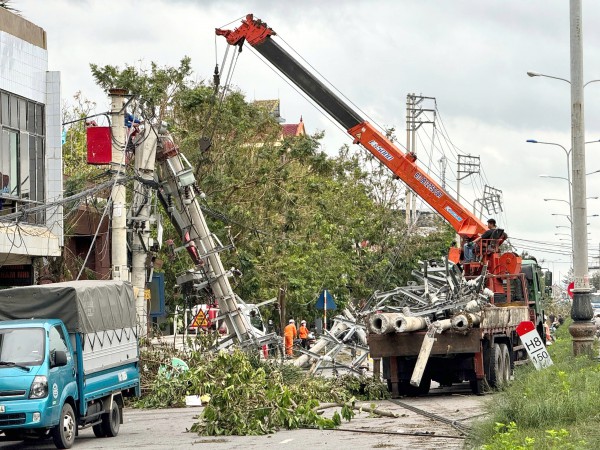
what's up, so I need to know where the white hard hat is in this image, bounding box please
[289,319,295,323]
[301,320,306,324]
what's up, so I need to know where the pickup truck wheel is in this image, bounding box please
[92,423,106,438]
[101,401,121,437]
[52,403,76,449]
[489,343,503,389]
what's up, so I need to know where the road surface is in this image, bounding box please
[0,384,487,449]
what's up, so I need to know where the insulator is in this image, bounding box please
[183,186,193,205]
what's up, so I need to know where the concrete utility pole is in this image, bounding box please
[130,120,158,337]
[568,0,595,355]
[109,89,129,284]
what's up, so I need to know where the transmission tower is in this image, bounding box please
[405,93,436,226]
[474,185,503,219]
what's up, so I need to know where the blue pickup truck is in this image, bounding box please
[0,280,140,448]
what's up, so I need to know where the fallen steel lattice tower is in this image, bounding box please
[294,259,496,379]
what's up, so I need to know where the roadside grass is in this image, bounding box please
[468,320,600,449]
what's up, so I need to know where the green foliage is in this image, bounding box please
[90,58,193,122]
[480,422,588,450]
[137,348,363,435]
[481,422,536,450]
[335,374,390,400]
[470,319,598,449]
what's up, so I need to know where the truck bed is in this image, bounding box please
[368,305,530,358]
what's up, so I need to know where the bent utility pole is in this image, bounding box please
[130,120,158,337]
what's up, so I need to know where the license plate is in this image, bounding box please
[0,405,4,413]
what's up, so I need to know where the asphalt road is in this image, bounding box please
[0,385,488,449]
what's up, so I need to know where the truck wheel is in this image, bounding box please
[489,343,503,389]
[500,344,511,386]
[92,423,106,438]
[52,403,76,449]
[101,401,121,437]
[470,378,486,395]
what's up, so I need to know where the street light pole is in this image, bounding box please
[569,0,595,355]
[530,142,572,219]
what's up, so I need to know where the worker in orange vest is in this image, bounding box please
[298,320,309,349]
[284,319,297,356]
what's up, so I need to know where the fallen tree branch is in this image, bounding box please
[315,402,398,418]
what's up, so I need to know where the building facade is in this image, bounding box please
[0,8,62,285]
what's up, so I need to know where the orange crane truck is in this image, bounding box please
[217,14,546,395]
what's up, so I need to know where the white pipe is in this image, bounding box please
[394,315,427,333]
[451,312,481,332]
[369,313,403,334]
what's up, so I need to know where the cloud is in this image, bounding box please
[17,0,600,274]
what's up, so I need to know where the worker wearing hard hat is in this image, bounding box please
[284,319,297,356]
[298,320,309,349]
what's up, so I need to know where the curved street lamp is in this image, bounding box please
[526,71,600,88]
[529,60,599,353]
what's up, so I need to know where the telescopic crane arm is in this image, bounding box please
[216,14,486,239]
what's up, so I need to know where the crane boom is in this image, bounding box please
[216,14,486,238]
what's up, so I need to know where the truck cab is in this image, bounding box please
[0,320,77,437]
[0,280,140,449]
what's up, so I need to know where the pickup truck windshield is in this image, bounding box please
[0,328,45,367]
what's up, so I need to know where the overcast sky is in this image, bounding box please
[15,0,600,282]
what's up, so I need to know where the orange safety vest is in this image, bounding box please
[298,325,309,339]
[284,323,297,338]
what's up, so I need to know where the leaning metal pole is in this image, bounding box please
[568,0,595,355]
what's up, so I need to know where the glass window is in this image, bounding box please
[35,104,43,135]
[0,327,45,366]
[9,96,18,129]
[29,134,36,200]
[9,131,17,196]
[0,130,9,193]
[49,325,71,364]
[18,99,26,130]
[20,135,30,199]
[27,101,35,133]
[1,93,8,126]
[36,136,44,199]
[0,129,17,195]
[0,91,45,222]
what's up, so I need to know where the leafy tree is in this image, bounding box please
[87,59,453,324]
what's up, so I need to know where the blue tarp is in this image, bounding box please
[315,290,337,310]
